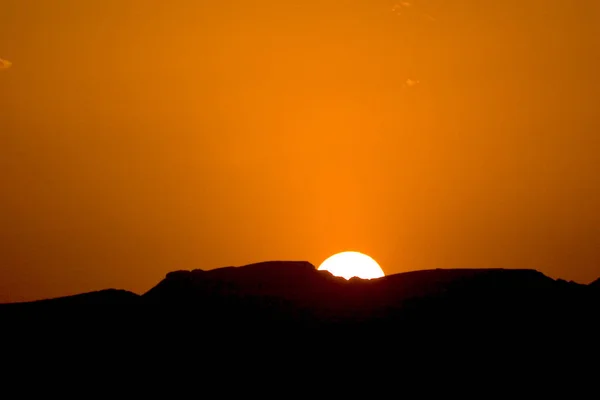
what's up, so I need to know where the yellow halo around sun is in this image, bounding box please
[318,251,385,280]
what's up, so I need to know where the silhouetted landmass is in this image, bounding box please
[2,261,598,337]
[3,261,598,376]
[5,288,141,306]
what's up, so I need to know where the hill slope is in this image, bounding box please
[2,261,597,333]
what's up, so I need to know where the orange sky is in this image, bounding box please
[1,1,599,302]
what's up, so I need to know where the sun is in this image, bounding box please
[318,251,385,280]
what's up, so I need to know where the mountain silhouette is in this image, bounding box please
[2,261,598,334]
[2,288,140,306]
[3,260,599,374]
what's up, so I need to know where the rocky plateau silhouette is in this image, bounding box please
[2,261,597,333]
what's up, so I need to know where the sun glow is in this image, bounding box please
[318,251,385,280]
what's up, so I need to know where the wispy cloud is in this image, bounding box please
[391,2,412,15]
[0,57,12,70]
[391,2,436,21]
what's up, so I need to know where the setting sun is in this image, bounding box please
[318,251,385,280]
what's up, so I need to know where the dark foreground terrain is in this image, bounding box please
[2,261,598,333]
[2,261,599,376]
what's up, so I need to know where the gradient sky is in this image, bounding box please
[1,0,599,302]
